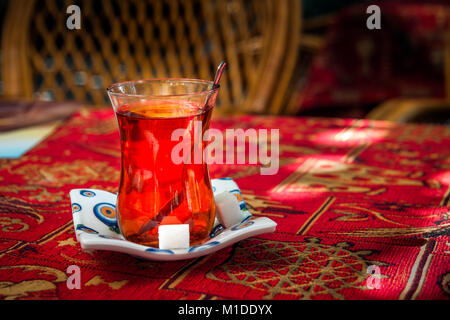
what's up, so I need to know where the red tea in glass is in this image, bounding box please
[107,80,219,247]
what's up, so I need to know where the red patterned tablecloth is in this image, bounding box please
[0,108,449,300]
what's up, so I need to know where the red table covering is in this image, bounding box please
[0,109,449,300]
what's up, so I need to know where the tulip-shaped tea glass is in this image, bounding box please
[107,79,219,247]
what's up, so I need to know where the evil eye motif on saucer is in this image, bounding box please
[99,235,122,240]
[145,247,174,254]
[93,202,117,226]
[189,241,220,253]
[229,189,249,212]
[76,224,99,234]
[72,203,81,213]
[80,190,96,197]
[231,219,254,231]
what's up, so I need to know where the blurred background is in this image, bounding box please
[0,0,450,129]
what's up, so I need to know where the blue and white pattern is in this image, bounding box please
[145,247,174,254]
[93,202,117,225]
[212,178,252,222]
[80,190,96,197]
[76,224,98,234]
[99,235,122,240]
[69,178,276,261]
[189,241,220,253]
[231,220,255,231]
[93,202,120,234]
[229,189,250,212]
[72,203,82,213]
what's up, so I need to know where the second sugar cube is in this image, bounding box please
[158,224,190,250]
[215,192,247,228]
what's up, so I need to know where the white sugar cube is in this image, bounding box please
[215,192,244,228]
[158,224,190,250]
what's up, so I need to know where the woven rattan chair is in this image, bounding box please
[1,0,301,114]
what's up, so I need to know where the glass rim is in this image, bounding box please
[106,78,218,98]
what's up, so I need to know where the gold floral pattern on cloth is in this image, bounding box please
[331,223,450,238]
[11,160,119,188]
[83,117,118,135]
[85,276,128,290]
[0,217,29,233]
[0,265,67,300]
[207,238,373,299]
[273,158,440,196]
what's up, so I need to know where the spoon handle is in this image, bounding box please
[212,61,227,88]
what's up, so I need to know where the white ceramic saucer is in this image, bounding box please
[69,178,277,261]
